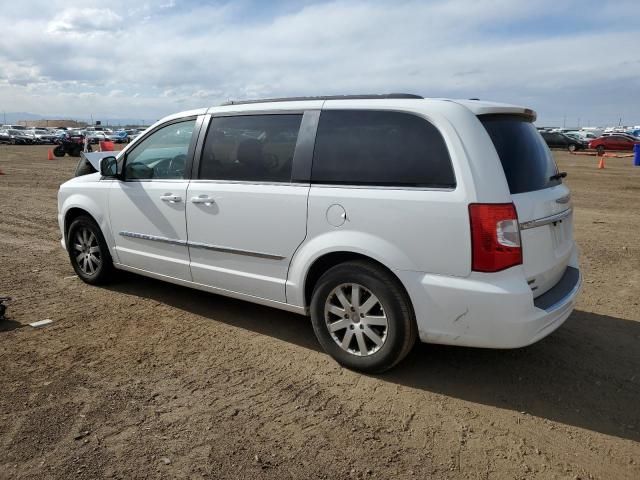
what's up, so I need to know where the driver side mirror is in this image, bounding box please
[100,156,120,178]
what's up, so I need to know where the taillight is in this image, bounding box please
[469,203,522,272]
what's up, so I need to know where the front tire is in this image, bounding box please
[310,260,417,373]
[67,215,114,285]
[53,145,66,157]
[568,144,576,152]
[597,145,605,155]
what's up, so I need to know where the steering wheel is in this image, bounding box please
[166,154,186,178]
[154,154,186,178]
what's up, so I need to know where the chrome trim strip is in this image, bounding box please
[187,180,452,190]
[121,179,188,183]
[188,179,309,187]
[119,231,284,260]
[119,231,186,246]
[187,241,285,260]
[310,184,456,192]
[212,109,308,117]
[519,208,572,230]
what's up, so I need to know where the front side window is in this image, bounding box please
[199,114,303,182]
[311,110,455,188]
[124,119,196,180]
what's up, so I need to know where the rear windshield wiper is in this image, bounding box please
[550,171,567,181]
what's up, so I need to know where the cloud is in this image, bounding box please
[192,89,221,99]
[47,8,123,35]
[0,0,638,125]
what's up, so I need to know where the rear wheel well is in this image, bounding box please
[303,252,412,310]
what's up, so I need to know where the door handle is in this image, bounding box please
[191,195,215,206]
[160,194,182,203]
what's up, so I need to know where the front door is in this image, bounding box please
[109,118,198,280]
[186,113,309,302]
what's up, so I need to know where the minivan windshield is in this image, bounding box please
[480,115,561,194]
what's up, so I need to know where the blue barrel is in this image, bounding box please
[635,144,640,166]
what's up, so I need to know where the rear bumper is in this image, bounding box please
[397,258,582,349]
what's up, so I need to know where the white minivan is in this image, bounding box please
[58,94,581,372]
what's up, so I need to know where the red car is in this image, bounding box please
[589,135,640,154]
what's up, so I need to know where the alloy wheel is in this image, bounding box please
[324,283,389,356]
[72,227,102,275]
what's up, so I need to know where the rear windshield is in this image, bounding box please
[480,115,561,194]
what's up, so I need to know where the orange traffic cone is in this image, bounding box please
[47,149,54,160]
[598,156,605,169]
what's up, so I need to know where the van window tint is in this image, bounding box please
[480,115,561,194]
[199,114,302,182]
[311,110,455,188]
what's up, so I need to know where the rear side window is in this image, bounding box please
[480,115,560,194]
[311,110,455,188]
[199,114,302,182]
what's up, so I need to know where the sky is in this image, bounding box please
[0,0,639,126]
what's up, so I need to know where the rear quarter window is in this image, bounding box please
[480,115,561,194]
[311,110,455,188]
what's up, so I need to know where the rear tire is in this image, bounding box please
[310,260,417,373]
[67,215,114,285]
[53,145,66,157]
[568,144,576,152]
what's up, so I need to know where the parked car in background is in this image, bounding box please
[58,95,581,372]
[0,124,27,131]
[601,132,640,141]
[579,128,603,139]
[565,130,599,142]
[589,135,640,154]
[0,129,13,143]
[85,131,110,144]
[540,131,586,151]
[108,130,129,143]
[564,133,582,142]
[125,129,144,142]
[1,129,36,144]
[28,128,57,144]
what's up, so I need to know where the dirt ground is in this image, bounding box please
[0,145,638,480]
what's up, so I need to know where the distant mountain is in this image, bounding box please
[1,112,46,124]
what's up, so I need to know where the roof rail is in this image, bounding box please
[220,93,423,106]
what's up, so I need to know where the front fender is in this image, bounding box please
[58,182,118,262]
[285,230,414,308]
